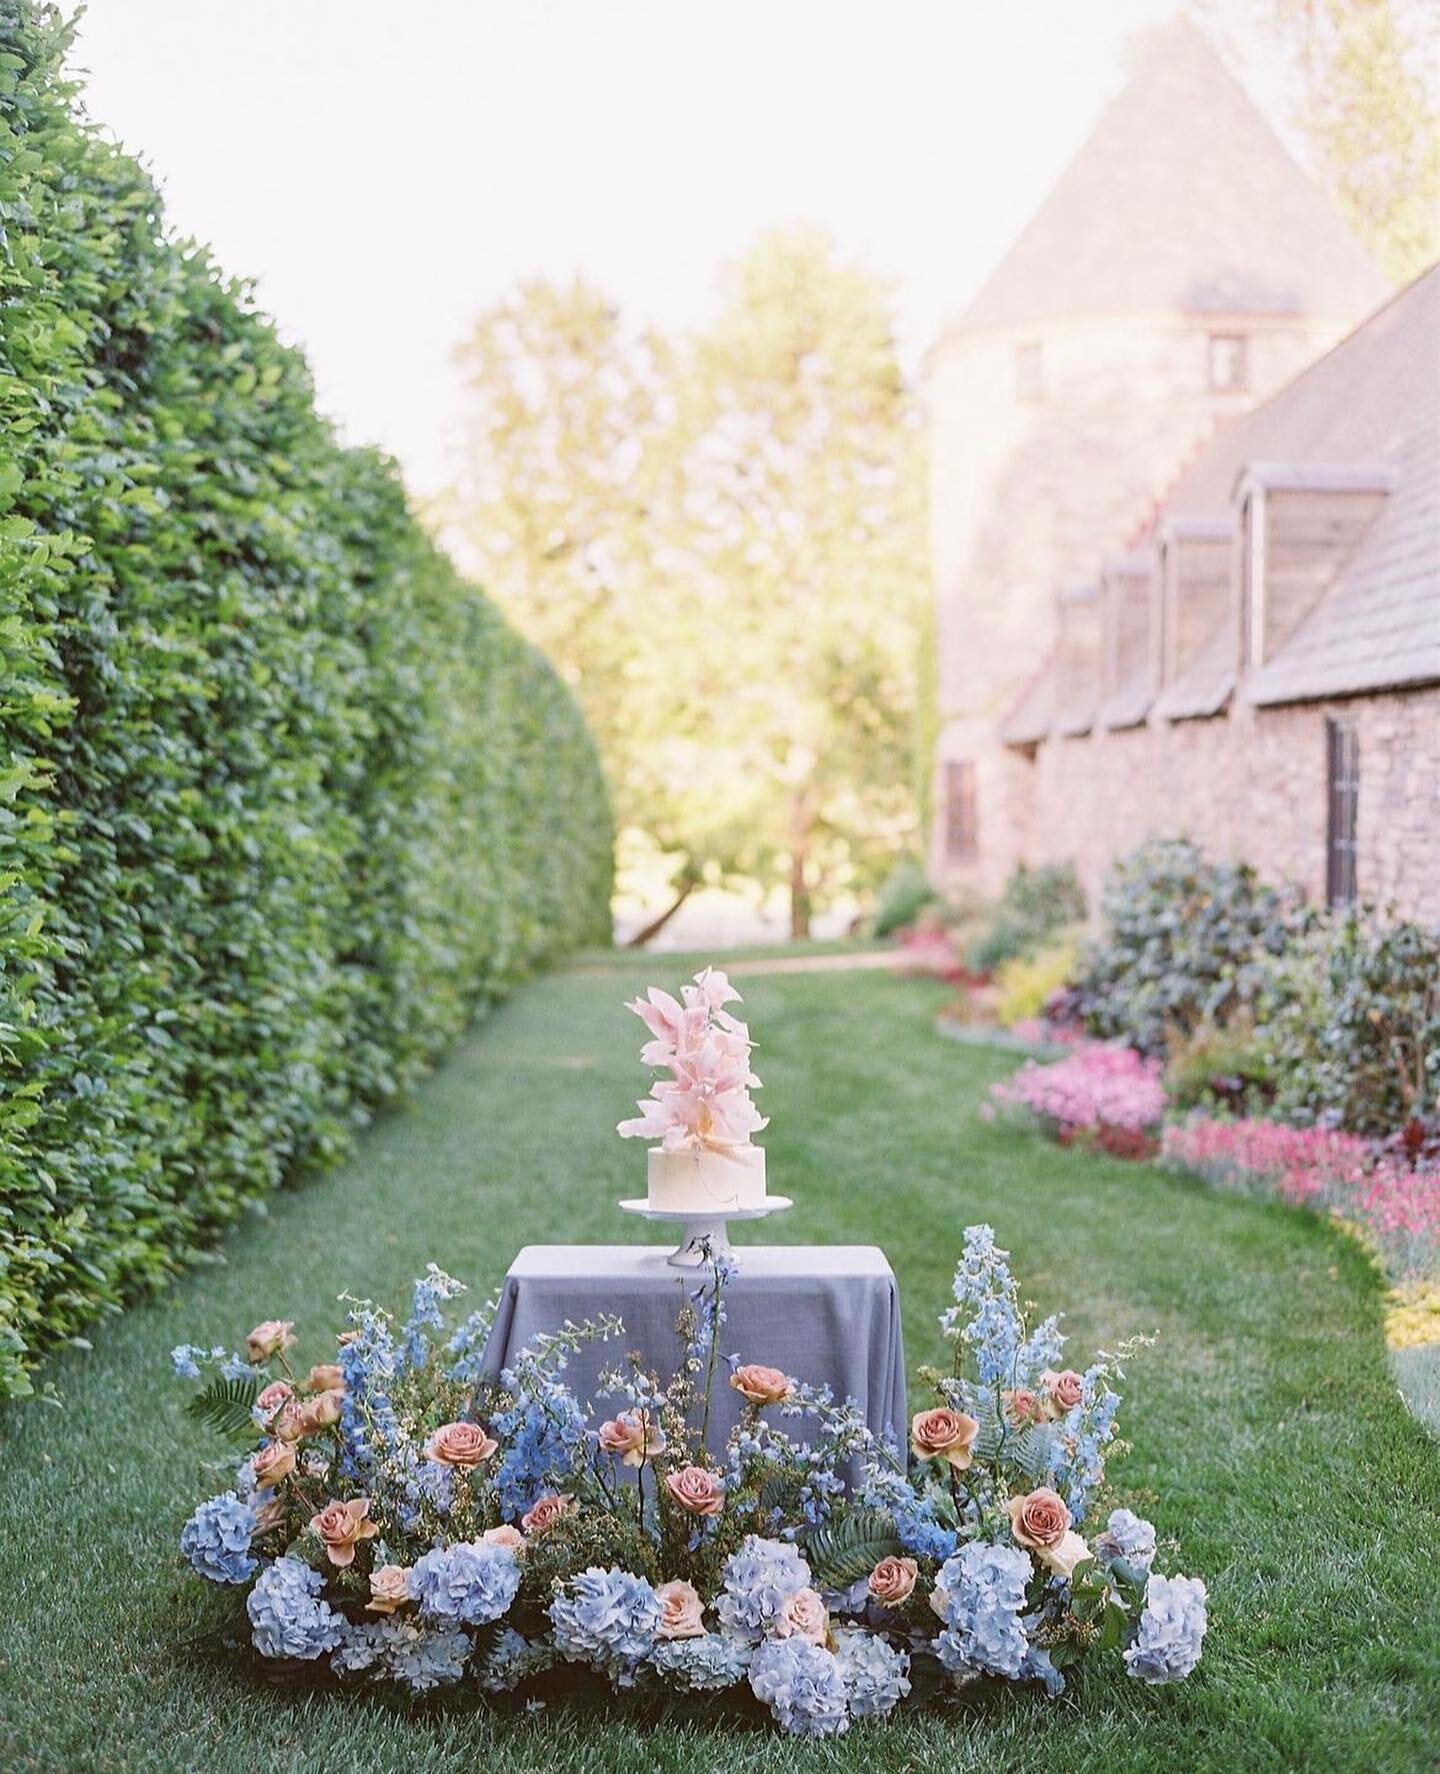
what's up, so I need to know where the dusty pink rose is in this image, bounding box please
[246,1320,297,1364]
[1003,1388,1046,1428]
[274,1399,312,1443]
[251,1439,296,1487]
[425,1421,499,1468]
[663,1465,725,1517]
[1042,1369,1084,1416]
[481,1525,527,1555]
[309,1497,379,1568]
[366,1564,411,1614]
[1006,1487,1089,1574]
[290,1388,343,1436]
[656,1579,706,1639]
[521,1493,576,1535]
[730,1363,792,1406]
[867,1555,918,1608]
[774,1587,828,1646]
[252,1493,286,1536]
[254,1380,293,1422]
[596,1410,665,1467]
[911,1406,980,1469]
[305,1363,344,1393]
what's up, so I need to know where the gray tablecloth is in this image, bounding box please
[481,1245,906,1459]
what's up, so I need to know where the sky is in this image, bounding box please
[71,0,1294,497]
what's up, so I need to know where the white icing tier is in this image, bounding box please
[647,1145,767,1213]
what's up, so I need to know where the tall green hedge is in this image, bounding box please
[0,3,613,1397]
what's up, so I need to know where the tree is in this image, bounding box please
[442,232,926,940]
[1209,0,1440,283]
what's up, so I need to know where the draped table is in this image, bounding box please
[480,1244,907,1458]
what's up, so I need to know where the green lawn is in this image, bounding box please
[3,960,1438,1773]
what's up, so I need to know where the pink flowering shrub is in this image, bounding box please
[990,1044,1166,1156]
[1162,1117,1440,1283]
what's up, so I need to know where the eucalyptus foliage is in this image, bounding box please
[0,3,612,1397]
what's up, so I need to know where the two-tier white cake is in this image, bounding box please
[617,966,771,1218]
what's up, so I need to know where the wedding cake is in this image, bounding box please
[617,965,769,1214]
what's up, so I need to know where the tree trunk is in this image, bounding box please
[789,786,813,941]
[627,877,698,948]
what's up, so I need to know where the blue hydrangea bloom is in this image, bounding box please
[247,1558,345,1660]
[1124,1573,1207,1684]
[1095,1507,1157,1574]
[384,1620,472,1692]
[748,1637,849,1737]
[179,1493,257,1586]
[833,1628,910,1719]
[408,1541,520,1626]
[714,1536,813,1641]
[932,1541,1033,1680]
[650,1631,753,1692]
[1020,1640,1066,1697]
[478,1627,557,1693]
[549,1566,664,1682]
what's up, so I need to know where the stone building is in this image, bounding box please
[994,263,1440,922]
[927,18,1396,902]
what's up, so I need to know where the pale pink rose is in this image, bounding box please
[309,1497,379,1568]
[1041,1529,1092,1578]
[910,1406,980,1469]
[305,1363,344,1393]
[656,1579,706,1640]
[246,1319,296,1363]
[1004,1388,1046,1428]
[425,1421,499,1468]
[663,1465,725,1517]
[596,1410,665,1467]
[254,1380,293,1422]
[730,1363,792,1406]
[274,1399,312,1443]
[867,1556,918,1608]
[252,1492,286,1536]
[774,1587,828,1646]
[251,1439,296,1487]
[367,1564,411,1614]
[1042,1369,1084,1416]
[481,1525,527,1555]
[521,1493,576,1535]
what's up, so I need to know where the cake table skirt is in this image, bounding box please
[480,1244,908,1464]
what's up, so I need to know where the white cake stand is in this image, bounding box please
[618,1196,793,1267]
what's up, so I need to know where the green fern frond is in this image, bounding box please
[803,1508,904,1589]
[185,1375,260,1441]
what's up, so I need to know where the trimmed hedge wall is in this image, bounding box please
[0,4,613,1397]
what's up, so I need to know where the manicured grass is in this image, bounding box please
[2,962,1438,1773]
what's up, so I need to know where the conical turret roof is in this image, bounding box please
[955,17,1386,336]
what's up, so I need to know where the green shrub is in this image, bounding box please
[869,857,937,939]
[1164,1015,1275,1113]
[994,936,1079,1027]
[1072,838,1308,1056]
[965,862,1086,972]
[0,4,613,1398]
[1259,910,1440,1136]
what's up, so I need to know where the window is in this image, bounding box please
[1014,340,1044,403]
[1208,332,1248,393]
[944,760,978,861]
[1326,718,1359,908]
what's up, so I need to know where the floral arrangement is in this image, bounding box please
[172,1228,1205,1734]
[988,1043,1166,1158]
[616,966,766,1152]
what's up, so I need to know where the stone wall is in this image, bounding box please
[1002,684,1440,922]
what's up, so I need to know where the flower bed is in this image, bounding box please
[989,1044,1167,1159]
[172,1231,1205,1733]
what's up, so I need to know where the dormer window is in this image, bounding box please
[1208,332,1248,393]
[1015,341,1044,403]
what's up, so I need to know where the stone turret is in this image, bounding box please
[928,16,1386,894]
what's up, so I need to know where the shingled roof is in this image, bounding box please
[951,18,1385,338]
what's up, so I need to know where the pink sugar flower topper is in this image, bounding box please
[617,966,768,1153]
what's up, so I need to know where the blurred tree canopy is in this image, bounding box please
[444,230,925,939]
[1220,0,1440,283]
